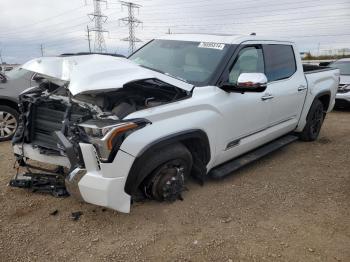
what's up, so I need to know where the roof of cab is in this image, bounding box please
[156,33,294,45]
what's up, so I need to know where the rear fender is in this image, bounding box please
[296,90,331,132]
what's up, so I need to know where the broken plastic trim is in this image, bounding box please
[9,158,69,197]
[9,172,69,197]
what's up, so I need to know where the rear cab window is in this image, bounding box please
[263,44,297,82]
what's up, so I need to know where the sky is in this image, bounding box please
[0,0,349,64]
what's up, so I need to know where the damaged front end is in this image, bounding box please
[12,84,152,165]
[10,55,191,212]
[10,81,153,199]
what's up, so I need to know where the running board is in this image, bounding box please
[209,135,298,178]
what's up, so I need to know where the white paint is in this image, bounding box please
[21,55,193,96]
[17,35,340,213]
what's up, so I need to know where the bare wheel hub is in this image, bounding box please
[0,111,18,139]
[146,160,187,201]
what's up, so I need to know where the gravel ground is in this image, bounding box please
[0,110,349,262]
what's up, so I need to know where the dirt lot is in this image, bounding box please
[0,111,349,262]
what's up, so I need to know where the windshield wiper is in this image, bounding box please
[140,65,189,83]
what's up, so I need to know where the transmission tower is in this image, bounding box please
[88,0,108,52]
[119,1,142,54]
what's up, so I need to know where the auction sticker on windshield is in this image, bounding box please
[198,42,225,50]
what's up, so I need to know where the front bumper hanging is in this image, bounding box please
[9,130,79,198]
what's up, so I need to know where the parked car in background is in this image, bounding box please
[0,67,36,141]
[329,58,350,108]
[4,66,14,72]
[0,72,6,83]
[11,34,339,213]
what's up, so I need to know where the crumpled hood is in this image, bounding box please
[21,55,193,96]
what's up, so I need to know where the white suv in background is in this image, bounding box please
[329,58,350,108]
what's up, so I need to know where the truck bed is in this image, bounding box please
[303,64,334,74]
[304,67,339,111]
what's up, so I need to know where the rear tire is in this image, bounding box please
[0,105,19,142]
[140,143,192,202]
[299,99,325,141]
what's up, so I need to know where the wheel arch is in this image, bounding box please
[0,98,19,112]
[296,90,331,133]
[316,91,331,111]
[124,129,211,196]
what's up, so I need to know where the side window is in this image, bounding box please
[228,46,265,85]
[263,44,296,82]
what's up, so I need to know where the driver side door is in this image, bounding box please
[216,45,272,165]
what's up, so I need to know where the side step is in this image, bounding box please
[209,134,298,178]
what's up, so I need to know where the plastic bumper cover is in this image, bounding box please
[336,92,350,101]
[335,92,350,107]
[66,143,134,213]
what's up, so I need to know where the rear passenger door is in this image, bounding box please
[263,44,307,131]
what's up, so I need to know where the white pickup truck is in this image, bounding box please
[11,34,339,213]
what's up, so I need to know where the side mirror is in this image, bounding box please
[220,73,268,93]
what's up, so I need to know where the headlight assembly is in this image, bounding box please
[78,118,150,161]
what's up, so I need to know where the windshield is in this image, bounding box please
[129,39,231,85]
[329,61,350,75]
[5,66,31,80]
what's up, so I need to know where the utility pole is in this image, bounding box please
[119,1,142,55]
[86,25,92,53]
[40,44,44,56]
[0,49,3,65]
[88,0,108,53]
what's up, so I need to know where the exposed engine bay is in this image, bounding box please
[13,78,190,160]
[81,78,189,119]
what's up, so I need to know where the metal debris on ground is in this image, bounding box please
[9,172,69,197]
[71,211,83,221]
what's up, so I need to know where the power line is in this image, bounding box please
[88,0,108,52]
[0,5,87,32]
[138,2,350,23]
[119,1,142,54]
[112,0,349,13]
[0,18,90,37]
[1,0,346,38]
[138,14,350,28]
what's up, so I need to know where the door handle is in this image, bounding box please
[298,85,307,91]
[261,94,274,101]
